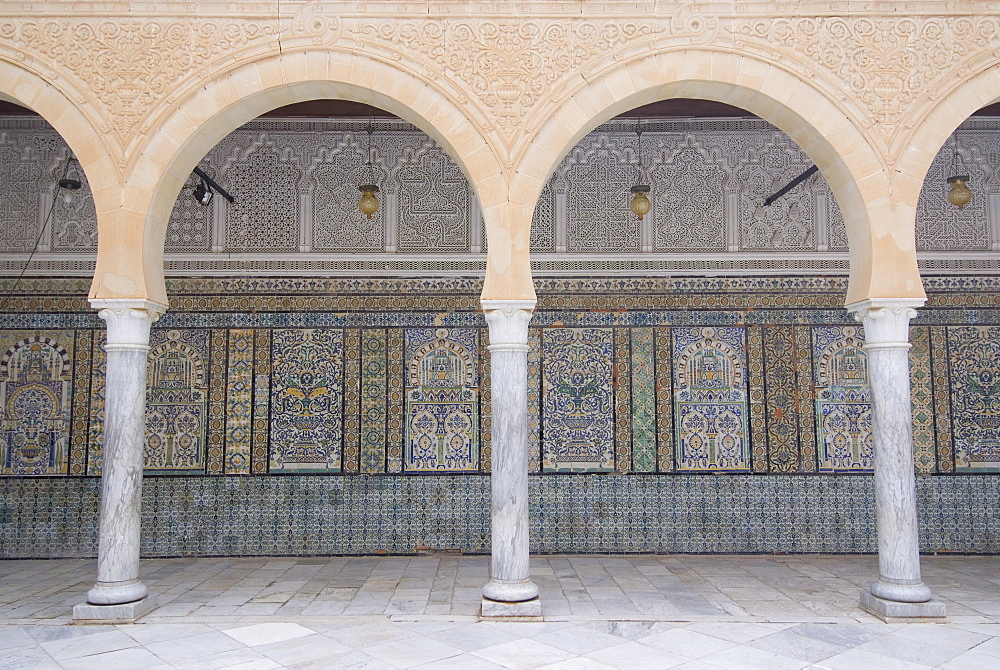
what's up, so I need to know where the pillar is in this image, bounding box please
[480,299,541,618]
[849,298,946,621]
[74,299,165,623]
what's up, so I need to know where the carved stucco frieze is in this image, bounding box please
[2,19,281,151]
[349,19,670,139]
[730,16,1000,154]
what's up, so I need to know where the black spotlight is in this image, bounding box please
[193,180,213,206]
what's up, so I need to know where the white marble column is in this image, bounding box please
[481,299,541,617]
[849,298,945,621]
[74,299,165,623]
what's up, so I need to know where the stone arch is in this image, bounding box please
[0,61,120,247]
[899,65,1000,221]
[517,48,910,304]
[93,50,502,305]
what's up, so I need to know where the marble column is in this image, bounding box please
[74,299,165,623]
[480,299,541,617]
[849,298,945,621]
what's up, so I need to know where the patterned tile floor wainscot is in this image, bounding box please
[1,554,998,669]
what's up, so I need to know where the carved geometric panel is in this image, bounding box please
[673,327,749,471]
[813,326,872,471]
[397,143,469,251]
[0,138,44,251]
[563,133,641,252]
[311,135,384,252]
[948,326,1000,471]
[269,329,343,473]
[650,136,726,251]
[145,329,209,474]
[404,328,479,472]
[51,170,97,252]
[164,174,213,252]
[530,177,555,252]
[223,139,302,252]
[738,137,816,250]
[916,135,990,251]
[542,328,615,472]
[0,332,73,475]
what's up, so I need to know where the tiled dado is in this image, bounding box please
[2,275,1000,478]
[1,475,998,558]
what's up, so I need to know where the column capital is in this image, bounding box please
[89,299,167,347]
[847,298,925,348]
[482,299,536,350]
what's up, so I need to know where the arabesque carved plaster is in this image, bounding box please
[0,1,998,304]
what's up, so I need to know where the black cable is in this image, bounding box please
[0,154,74,313]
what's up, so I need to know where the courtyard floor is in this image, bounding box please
[1,554,998,668]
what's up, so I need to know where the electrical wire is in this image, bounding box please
[0,154,75,313]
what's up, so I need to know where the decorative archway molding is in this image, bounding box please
[92,49,505,305]
[514,48,923,305]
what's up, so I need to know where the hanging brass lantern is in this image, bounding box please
[358,117,380,218]
[630,184,651,220]
[946,130,972,210]
[358,184,380,219]
[947,176,972,210]
[630,116,651,220]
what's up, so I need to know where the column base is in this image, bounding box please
[481,596,542,620]
[73,595,158,624]
[860,590,946,622]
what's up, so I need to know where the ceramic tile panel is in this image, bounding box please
[69,329,92,475]
[404,328,479,472]
[206,329,227,474]
[654,327,674,472]
[673,327,749,471]
[614,328,632,472]
[630,328,656,473]
[813,325,873,471]
[948,325,1000,472]
[360,329,387,474]
[930,326,955,472]
[144,329,210,474]
[1,276,999,557]
[4,474,999,558]
[542,328,615,473]
[224,330,254,474]
[269,329,343,473]
[0,331,74,475]
[342,328,361,473]
[910,326,936,473]
[763,326,799,473]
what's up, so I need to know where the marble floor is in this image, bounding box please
[1,554,998,669]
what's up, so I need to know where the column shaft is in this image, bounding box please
[850,298,944,620]
[77,300,163,618]
[481,300,540,614]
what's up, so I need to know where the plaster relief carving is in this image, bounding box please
[13,20,278,139]
[732,17,1000,146]
[351,20,666,137]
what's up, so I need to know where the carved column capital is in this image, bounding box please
[847,298,925,349]
[89,299,167,348]
[482,299,536,351]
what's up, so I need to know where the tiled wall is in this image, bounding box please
[1,276,999,557]
[2,475,997,558]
